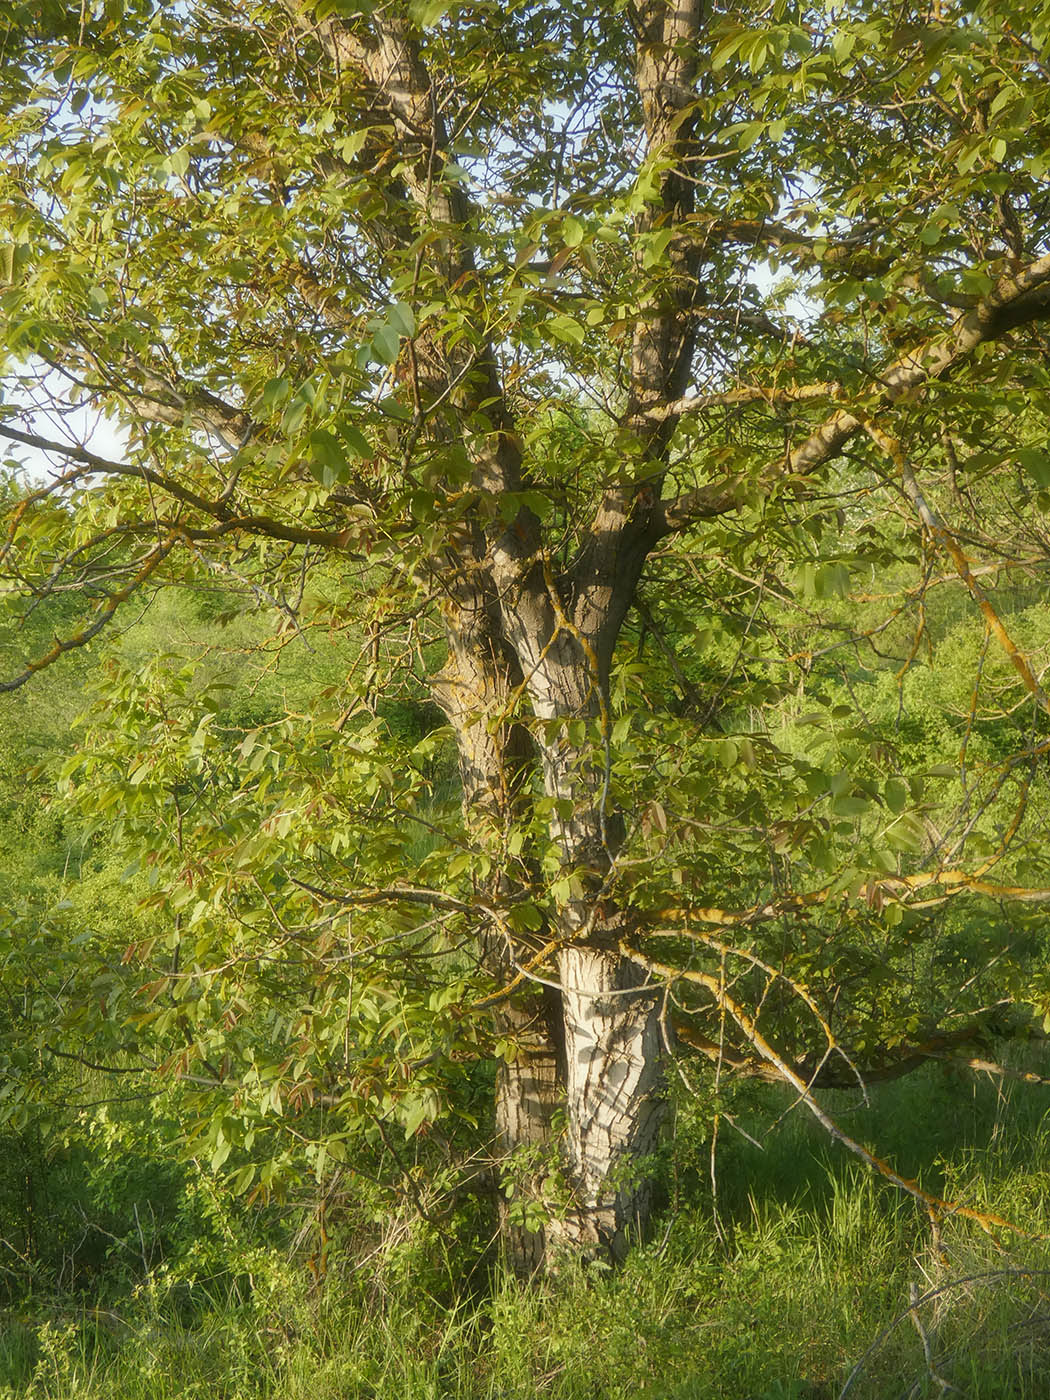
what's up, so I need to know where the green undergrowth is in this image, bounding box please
[4,1064,1050,1400]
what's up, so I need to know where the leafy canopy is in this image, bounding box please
[2,0,1050,1229]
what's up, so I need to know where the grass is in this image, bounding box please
[4,1061,1050,1400]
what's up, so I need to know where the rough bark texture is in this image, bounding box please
[492,984,565,1274]
[320,0,705,1269]
[547,947,663,1260]
[430,582,567,1274]
[507,585,666,1258]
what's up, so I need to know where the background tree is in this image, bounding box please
[3,0,1050,1272]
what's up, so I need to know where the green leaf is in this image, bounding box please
[1018,447,1050,488]
[230,1164,256,1195]
[506,902,544,932]
[545,313,585,346]
[260,377,290,409]
[402,1096,430,1137]
[832,29,856,64]
[410,0,449,27]
[814,562,850,598]
[338,128,369,160]
[371,324,401,364]
[885,814,924,852]
[339,424,372,459]
[388,302,415,338]
[309,428,349,483]
[641,227,675,270]
[317,0,376,16]
[711,29,749,69]
[282,398,309,436]
[832,795,869,817]
[735,121,765,151]
[210,1139,232,1171]
[562,216,585,247]
[884,779,909,815]
[717,738,738,768]
[377,396,413,421]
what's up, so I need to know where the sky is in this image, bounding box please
[2,360,129,482]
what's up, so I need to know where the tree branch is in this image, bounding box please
[642,380,842,423]
[0,425,355,551]
[0,532,181,693]
[671,1015,1001,1090]
[662,251,1050,530]
[568,0,707,652]
[633,946,1031,1236]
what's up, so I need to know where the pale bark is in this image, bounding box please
[546,946,662,1260]
[505,593,666,1260]
[511,0,707,1259]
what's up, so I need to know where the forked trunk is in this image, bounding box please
[437,602,668,1268]
[321,0,702,1276]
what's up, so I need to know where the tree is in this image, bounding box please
[4,0,1050,1271]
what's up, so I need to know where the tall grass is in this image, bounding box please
[5,1060,1050,1400]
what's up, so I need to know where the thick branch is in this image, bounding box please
[568,0,707,655]
[663,252,1050,529]
[0,424,229,518]
[643,380,841,423]
[54,346,255,448]
[288,875,482,917]
[677,215,891,275]
[115,368,254,447]
[288,2,538,599]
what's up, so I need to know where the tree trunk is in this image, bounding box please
[547,944,663,1261]
[430,589,565,1274]
[492,983,564,1275]
[310,0,702,1276]
[512,618,666,1264]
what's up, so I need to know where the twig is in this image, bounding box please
[838,1270,1050,1399]
[907,1280,958,1395]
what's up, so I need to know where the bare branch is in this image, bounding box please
[630,946,1031,1237]
[865,420,1050,717]
[287,874,484,917]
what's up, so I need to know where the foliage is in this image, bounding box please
[3,0,1050,1268]
[4,1068,1050,1397]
